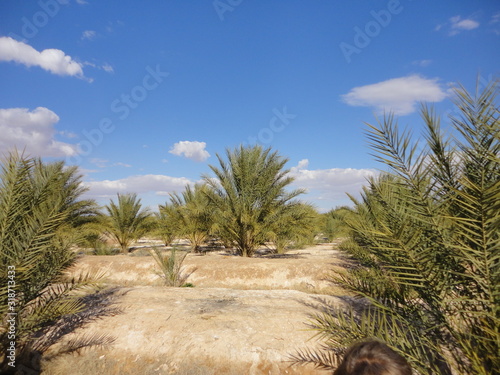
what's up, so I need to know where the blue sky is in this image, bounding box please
[0,0,498,212]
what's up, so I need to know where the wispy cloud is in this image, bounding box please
[491,12,500,24]
[449,16,479,35]
[0,37,85,78]
[436,15,480,36]
[102,63,114,73]
[90,158,109,168]
[0,107,78,157]
[341,75,447,115]
[169,141,210,162]
[489,12,500,35]
[89,159,132,168]
[83,61,114,74]
[81,30,97,40]
[412,59,432,67]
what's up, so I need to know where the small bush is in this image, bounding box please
[150,247,192,287]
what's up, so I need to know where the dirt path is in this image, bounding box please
[43,244,348,374]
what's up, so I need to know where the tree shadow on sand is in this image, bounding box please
[13,287,127,375]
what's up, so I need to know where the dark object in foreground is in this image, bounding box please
[333,340,411,375]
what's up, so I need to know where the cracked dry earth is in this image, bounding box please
[43,244,348,375]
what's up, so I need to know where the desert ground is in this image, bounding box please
[42,242,351,375]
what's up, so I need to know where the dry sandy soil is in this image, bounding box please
[42,243,351,375]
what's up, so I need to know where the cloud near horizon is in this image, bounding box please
[289,159,378,208]
[0,36,85,78]
[0,107,78,157]
[83,174,194,198]
[169,141,210,162]
[341,75,448,115]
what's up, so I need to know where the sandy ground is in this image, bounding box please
[42,244,349,375]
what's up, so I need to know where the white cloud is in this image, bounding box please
[83,60,114,74]
[446,16,480,36]
[59,130,78,138]
[435,16,480,36]
[289,160,378,209]
[169,141,210,162]
[0,107,78,157]
[90,158,108,168]
[489,13,500,35]
[412,59,432,67]
[83,174,193,198]
[81,30,97,40]
[297,159,309,169]
[341,75,447,115]
[450,16,479,32]
[0,37,85,78]
[102,63,114,73]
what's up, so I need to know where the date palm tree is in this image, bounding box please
[104,193,151,253]
[0,152,104,373]
[204,145,305,257]
[165,184,213,252]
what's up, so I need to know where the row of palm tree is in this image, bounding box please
[0,144,320,371]
[96,145,320,256]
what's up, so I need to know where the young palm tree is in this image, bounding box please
[204,145,305,257]
[293,80,499,374]
[0,152,103,373]
[150,246,189,287]
[165,184,213,252]
[104,193,151,253]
